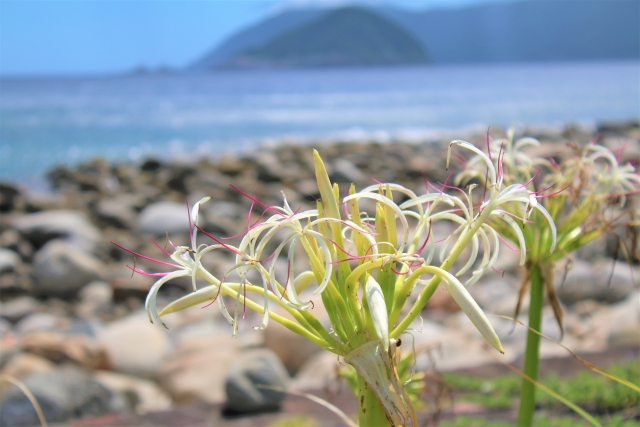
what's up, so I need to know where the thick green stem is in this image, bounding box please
[357,374,390,427]
[517,263,544,427]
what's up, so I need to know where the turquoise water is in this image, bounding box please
[1,61,638,180]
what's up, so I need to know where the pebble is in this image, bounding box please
[224,348,289,414]
[97,312,170,377]
[32,240,107,298]
[0,367,113,426]
[11,209,102,254]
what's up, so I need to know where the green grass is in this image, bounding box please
[266,415,318,427]
[440,414,639,427]
[442,360,639,418]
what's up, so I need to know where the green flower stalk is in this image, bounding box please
[456,129,640,427]
[117,143,557,426]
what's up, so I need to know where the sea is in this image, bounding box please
[1,60,638,184]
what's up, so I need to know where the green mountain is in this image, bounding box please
[222,7,430,68]
[190,1,639,70]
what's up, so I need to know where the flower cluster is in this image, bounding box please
[455,130,640,333]
[116,144,558,425]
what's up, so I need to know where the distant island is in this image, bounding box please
[221,7,429,68]
[190,0,639,70]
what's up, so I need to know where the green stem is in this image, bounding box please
[517,263,544,427]
[357,374,390,427]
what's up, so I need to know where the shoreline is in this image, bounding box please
[2,119,636,192]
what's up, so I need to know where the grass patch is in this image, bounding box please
[440,414,639,427]
[266,415,318,427]
[443,360,639,413]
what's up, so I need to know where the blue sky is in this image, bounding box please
[0,0,512,76]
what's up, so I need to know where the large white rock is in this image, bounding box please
[137,201,191,235]
[12,210,102,254]
[97,312,171,378]
[159,329,261,404]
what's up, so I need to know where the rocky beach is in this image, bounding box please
[0,121,638,426]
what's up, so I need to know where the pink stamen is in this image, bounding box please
[496,234,523,252]
[492,266,505,277]
[202,275,224,308]
[536,183,571,199]
[519,169,541,189]
[247,190,256,230]
[289,204,303,219]
[230,184,285,217]
[321,235,358,258]
[497,143,505,181]
[482,167,489,202]
[413,221,432,255]
[186,199,193,237]
[422,173,428,193]
[486,127,493,162]
[343,187,350,217]
[391,267,408,275]
[166,237,177,250]
[531,183,557,195]
[435,236,449,244]
[150,238,172,257]
[195,225,244,257]
[372,177,382,185]
[111,242,181,268]
[436,180,466,196]
[258,250,277,263]
[126,265,170,277]
[451,152,467,165]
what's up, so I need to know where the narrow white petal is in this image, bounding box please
[190,197,211,249]
[365,275,389,352]
[145,270,191,328]
[438,270,504,353]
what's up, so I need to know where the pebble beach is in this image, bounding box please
[0,121,638,426]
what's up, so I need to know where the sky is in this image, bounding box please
[0,0,514,76]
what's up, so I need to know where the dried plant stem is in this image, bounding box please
[0,374,48,427]
[516,263,544,427]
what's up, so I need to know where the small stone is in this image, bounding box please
[556,259,637,305]
[0,230,33,262]
[15,313,64,334]
[11,210,102,253]
[224,348,289,414]
[0,182,24,213]
[291,351,339,391]
[329,158,365,184]
[33,240,106,298]
[137,201,190,235]
[19,330,108,369]
[95,199,137,229]
[0,297,41,323]
[0,353,55,398]
[92,370,171,413]
[0,367,112,426]
[79,281,113,307]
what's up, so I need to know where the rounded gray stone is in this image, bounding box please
[33,240,106,298]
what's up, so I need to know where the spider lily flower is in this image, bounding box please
[113,145,564,427]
